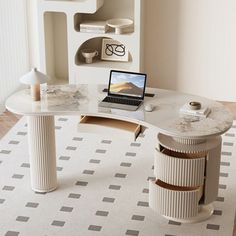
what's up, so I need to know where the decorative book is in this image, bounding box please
[80,21,108,33]
[179,103,211,118]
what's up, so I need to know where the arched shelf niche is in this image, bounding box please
[44,11,69,84]
[75,37,133,68]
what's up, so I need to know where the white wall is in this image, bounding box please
[27,0,40,68]
[0,0,29,113]
[145,0,236,101]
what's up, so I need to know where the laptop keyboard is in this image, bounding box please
[103,96,141,106]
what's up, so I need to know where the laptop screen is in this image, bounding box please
[108,70,147,99]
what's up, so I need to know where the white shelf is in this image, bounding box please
[38,0,144,85]
[75,30,135,40]
[76,59,132,69]
[39,0,104,14]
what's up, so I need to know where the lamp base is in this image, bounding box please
[31,84,40,101]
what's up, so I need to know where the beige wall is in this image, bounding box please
[145,0,236,101]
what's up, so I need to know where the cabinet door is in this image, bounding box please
[154,149,206,187]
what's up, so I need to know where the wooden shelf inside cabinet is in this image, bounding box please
[156,179,202,192]
[160,148,207,159]
[78,115,141,141]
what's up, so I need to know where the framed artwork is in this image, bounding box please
[101,38,129,62]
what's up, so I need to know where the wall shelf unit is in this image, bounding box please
[40,0,105,14]
[38,0,144,85]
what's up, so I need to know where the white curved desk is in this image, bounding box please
[5,84,233,223]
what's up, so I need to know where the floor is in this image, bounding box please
[220,102,236,118]
[1,115,236,236]
[0,101,236,235]
[0,111,21,138]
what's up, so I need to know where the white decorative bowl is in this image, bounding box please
[106,18,133,34]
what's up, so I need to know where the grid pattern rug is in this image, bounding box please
[0,116,235,236]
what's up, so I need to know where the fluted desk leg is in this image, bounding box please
[27,116,57,192]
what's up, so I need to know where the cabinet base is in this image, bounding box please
[163,204,214,223]
[32,185,57,193]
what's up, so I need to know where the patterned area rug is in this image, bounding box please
[0,116,235,236]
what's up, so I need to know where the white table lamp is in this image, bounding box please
[20,68,48,101]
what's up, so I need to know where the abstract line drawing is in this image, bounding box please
[105,44,126,57]
[101,39,129,62]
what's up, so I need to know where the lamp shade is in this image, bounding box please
[20,68,48,85]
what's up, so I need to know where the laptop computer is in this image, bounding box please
[99,70,147,111]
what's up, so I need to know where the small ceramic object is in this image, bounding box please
[106,18,133,34]
[188,101,201,110]
[81,49,99,64]
[144,104,154,112]
[19,68,48,101]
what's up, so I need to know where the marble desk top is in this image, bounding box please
[5,84,233,139]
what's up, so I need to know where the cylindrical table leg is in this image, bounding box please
[27,116,57,192]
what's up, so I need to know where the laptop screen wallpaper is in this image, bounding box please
[109,71,146,98]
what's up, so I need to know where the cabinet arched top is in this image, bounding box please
[75,37,132,67]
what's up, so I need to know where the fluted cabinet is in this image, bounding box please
[149,133,222,223]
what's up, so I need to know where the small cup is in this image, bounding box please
[81,49,99,64]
